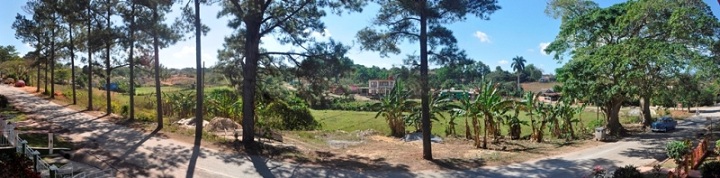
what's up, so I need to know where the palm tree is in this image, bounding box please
[373,80,416,137]
[511,56,526,92]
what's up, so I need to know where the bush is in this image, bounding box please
[587,119,604,131]
[666,141,690,162]
[136,111,156,123]
[613,165,642,178]
[260,100,319,131]
[701,161,720,178]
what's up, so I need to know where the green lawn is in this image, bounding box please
[0,106,28,122]
[18,133,74,149]
[135,86,185,95]
[135,85,233,95]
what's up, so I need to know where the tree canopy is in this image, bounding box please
[545,0,720,136]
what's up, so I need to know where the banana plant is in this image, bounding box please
[407,92,458,133]
[474,80,514,149]
[506,101,528,140]
[452,90,480,140]
[373,80,417,137]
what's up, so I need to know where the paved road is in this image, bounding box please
[0,85,715,178]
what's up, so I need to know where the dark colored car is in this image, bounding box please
[651,116,677,132]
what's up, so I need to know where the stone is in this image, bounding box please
[403,131,442,143]
[206,117,241,132]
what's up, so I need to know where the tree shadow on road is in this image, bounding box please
[444,158,618,178]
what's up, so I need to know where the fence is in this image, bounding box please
[690,139,709,169]
[1,128,114,178]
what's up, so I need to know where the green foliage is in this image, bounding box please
[546,0,720,136]
[54,68,70,84]
[161,92,196,119]
[666,141,690,162]
[373,80,416,137]
[612,165,642,178]
[405,93,457,132]
[260,100,319,131]
[205,88,241,120]
[700,161,720,178]
[586,119,604,131]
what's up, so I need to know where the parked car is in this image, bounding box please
[14,80,25,87]
[651,116,677,132]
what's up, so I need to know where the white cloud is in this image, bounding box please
[527,48,534,52]
[539,42,551,55]
[473,31,491,43]
[498,60,509,65]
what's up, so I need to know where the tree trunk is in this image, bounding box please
[193,0,204,148]
[241,5,263,147]
[640,96,652,127]
[517,73,521,92]
[128,3,136,120]
[87,4,93,111]
[69,23,76,105]
[473,116,480,148]
[510,124,521,140]
[419,0,432,160]
[482,116,488,149]
[36,62,40,93]
[606,101,625,136]
[105,7,112,114]
[44,59,48,94]
[50,17,56,99]
[153,6,163,130]
[465,116,471,140]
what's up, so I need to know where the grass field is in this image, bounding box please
[312,108,625,138]
[43,83,641,140]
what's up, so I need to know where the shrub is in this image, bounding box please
[612,165,642,178]
[587,119,604,131]
[136,111,156,123]
[260,100,319,131]
[666,141,690,162]
[120,104,130,118]
[715,140,720,154]
[701,161,720,178]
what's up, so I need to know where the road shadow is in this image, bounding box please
[438,158,618,178]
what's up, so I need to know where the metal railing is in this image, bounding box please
[1,129,115,178]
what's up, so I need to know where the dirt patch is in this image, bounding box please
[278,131,602,171]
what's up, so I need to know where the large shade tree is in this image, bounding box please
[215,0,366,149]
[545,0,720,136]
[357,0,500,160]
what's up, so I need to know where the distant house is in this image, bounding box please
[439,88,476,100]
[368,79,395,95]
[540,88,561,101]
[539,74,556,83]
[329,85,346,95]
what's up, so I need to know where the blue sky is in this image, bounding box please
[1,0,720,74]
